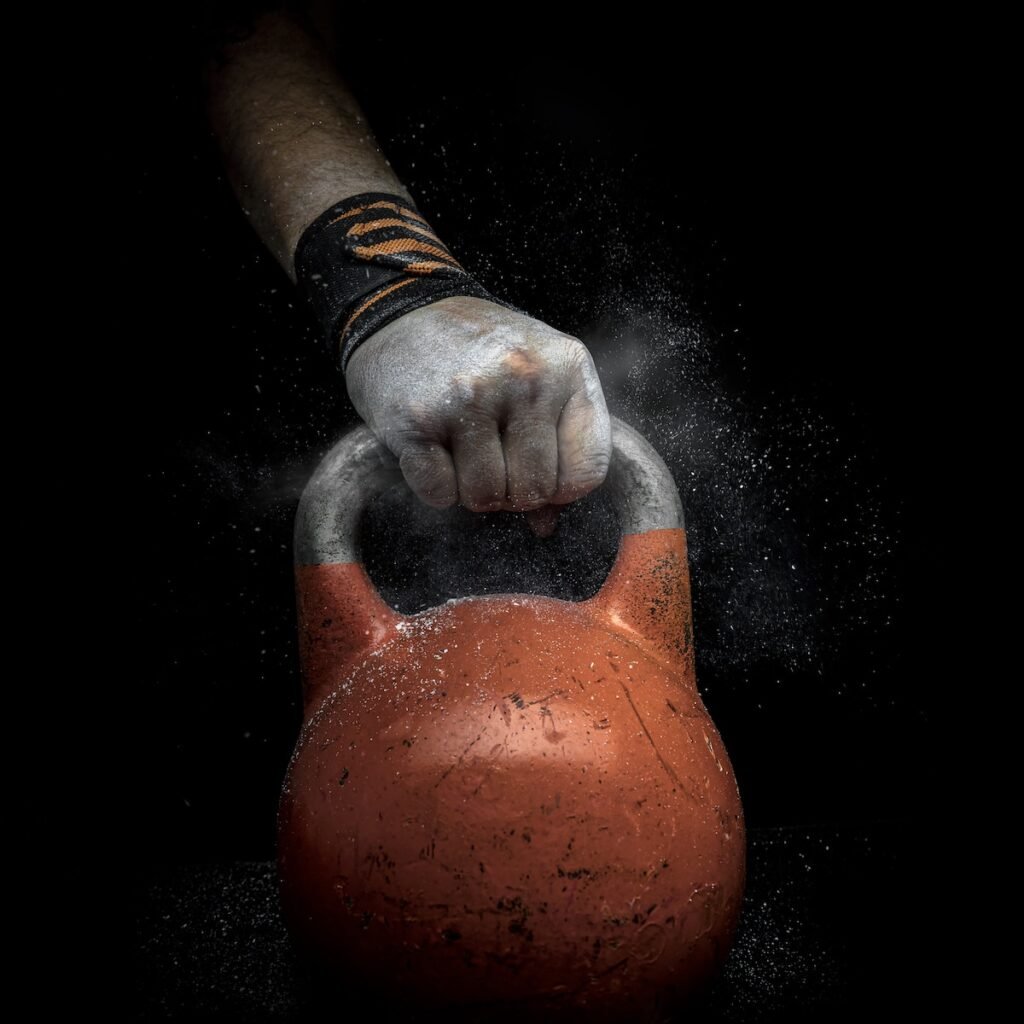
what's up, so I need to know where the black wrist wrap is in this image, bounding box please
[294,192,522,373]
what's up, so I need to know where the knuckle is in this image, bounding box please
[447,373,496,419]
[500,344,546,377]
[510,492,554,510]
[503,415,554,446]
[458,470,505,512]
[565,450,611,495]
[508,471,554,497]
[420,490,457,509]
[400,451,455,507]
[508,467,557,507]
[398,446,433,475]
[560,335,593,368]
[464,492,504,512]
[391,402,443,442]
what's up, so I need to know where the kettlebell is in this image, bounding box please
[277,415,745,1021]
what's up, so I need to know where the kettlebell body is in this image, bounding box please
[278,417,745,1020]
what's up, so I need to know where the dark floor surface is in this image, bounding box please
[133,821,941,1022]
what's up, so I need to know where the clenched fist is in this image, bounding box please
[344,296,611,534]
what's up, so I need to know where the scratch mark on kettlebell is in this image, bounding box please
[540,792,562,816]
[703,729,724,771]
[527,689,567,707]
[619,682,685,792]
[540,705,566,743]
[338,768,350,787]
[435,729,486,786]
[495,699,513,727]
[596,956,629,977]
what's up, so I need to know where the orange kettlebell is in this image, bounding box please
[277,415,745,1021]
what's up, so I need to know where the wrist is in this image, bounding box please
[294,192,522,372]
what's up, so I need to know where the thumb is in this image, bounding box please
[525,505,561,538]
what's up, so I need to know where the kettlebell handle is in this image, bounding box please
[294,416,694,711]
[295,415,682,563]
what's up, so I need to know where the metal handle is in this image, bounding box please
[295,415,683,565]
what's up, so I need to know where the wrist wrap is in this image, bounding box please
[294,191,522,373]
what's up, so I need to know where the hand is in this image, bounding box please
[344,296,611,536]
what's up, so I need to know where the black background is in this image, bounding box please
[102,8,947,1015]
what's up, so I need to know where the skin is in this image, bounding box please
[205,9,611,535]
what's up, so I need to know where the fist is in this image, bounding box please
[344,296,611,530]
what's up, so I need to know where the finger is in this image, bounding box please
[450,418,507,512]
[525,505,561,537]
[399,442,458,509]
[501,413,559,511]
[551,379,612,505]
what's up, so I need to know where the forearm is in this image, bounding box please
[204,9,411,280]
